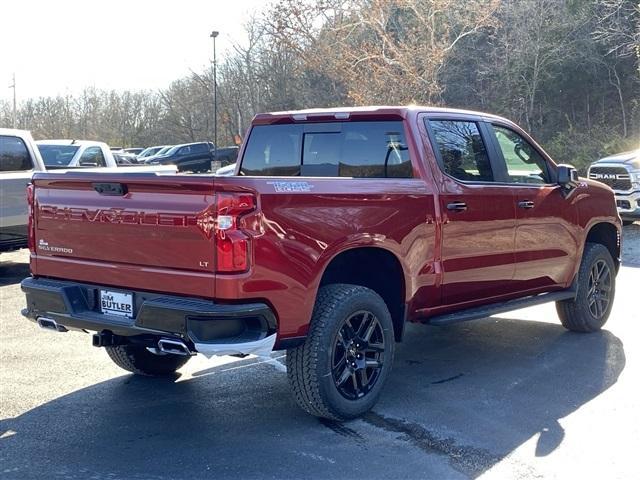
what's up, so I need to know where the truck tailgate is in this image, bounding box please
[31,172,217,298]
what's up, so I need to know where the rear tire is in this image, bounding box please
[556,243,616,332]
[106,344,191,376]
[287,284,395,420]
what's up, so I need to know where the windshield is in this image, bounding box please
[156,146,172,156]
[164,145,181,155]
[139,146,163,157]
[37,144,80,166]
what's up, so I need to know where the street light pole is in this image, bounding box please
[9,73,16,128]
[210,30,219,167]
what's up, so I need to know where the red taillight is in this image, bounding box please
[215,192,255,272]
[26,183,35,253]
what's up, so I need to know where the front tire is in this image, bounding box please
[556,243,616,332]
[106,344,191,376]
[287,284,395,420]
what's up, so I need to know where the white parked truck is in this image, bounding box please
[0,129,45,252]
[588,150,640,226]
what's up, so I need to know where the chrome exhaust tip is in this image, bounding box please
[37,317,68,332]
[157,338,191,356]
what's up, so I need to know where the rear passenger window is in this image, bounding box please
[239,121,412,178]
[0,136,33,172]
[428,120,494,182]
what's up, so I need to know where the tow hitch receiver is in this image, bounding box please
[92,331,122,347]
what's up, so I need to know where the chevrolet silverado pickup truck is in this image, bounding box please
[21,106,621,420]
[588,150,640,225]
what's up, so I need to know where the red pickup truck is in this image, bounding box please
[21,106,621,420]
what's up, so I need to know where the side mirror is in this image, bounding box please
[557,164,579,187]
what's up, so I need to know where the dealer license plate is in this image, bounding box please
[100,290,134,318]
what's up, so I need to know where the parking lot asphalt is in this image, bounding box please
[1,224,639,480]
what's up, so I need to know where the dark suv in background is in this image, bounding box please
[147,142,215,172]
[147,142,238,172]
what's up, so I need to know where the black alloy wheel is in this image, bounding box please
[331,310,385,400]
[287,284,395,420]
[587,259,612,319]
[556,242,616,332]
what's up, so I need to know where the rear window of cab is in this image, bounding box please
[239,121,413,178]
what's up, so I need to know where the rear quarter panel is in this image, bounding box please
[215,176,437,338]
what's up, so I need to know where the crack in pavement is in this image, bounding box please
[318,418,367,446]
[362,411,501,478]
[431,373,465,384]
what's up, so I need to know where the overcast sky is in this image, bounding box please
[0,0,268,103]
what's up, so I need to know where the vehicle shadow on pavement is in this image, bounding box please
[0,261,29,287]
[0,319,625,479]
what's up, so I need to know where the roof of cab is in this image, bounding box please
[0,128,33,137]
[35,139,109,147]
[252,105,508,125]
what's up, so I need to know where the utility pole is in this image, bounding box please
[9,73,16,128]
[210,30,219,169]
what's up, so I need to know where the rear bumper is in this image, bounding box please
[21,277,278,355]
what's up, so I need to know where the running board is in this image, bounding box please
[427,289,576,326]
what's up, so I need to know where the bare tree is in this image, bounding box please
[265,0,499,106]
[1,0,637,167]
[592,0,640,135]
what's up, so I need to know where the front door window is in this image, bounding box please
[492,125,550,185]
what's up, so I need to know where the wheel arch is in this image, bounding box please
[584,221,620,272]
[317,246,407,342]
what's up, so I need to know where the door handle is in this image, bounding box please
[447,201,468,212]
[518,200,535,209]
